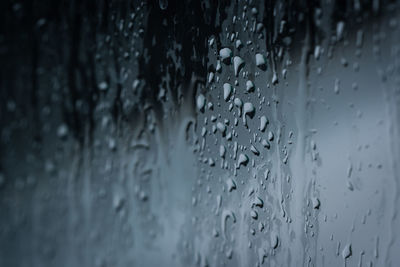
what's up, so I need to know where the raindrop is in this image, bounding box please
[237,153,249,168]
[260,116,268,132]
[220,48,233,63]
[267,131,274,141]
[252,197,263,208]
[216,60,222,72]
[234,97,243,108]
[261,139,270,149]
[258,248,267,265]
[113,194,125,212]
[223,83,232,101]
[272,72,278,85]
[342,244,352,259]
[233,56,245,77]
[311,197,321,209]
[255,53,267,70]
[235,39,243,49]
[336,21,345,40]
[227,178,237,192]
[208,72,214,83]
[250,210,258,220]
[197,94,206,112]
[219,145,226,158]
[271,232,279,249]
[217,122,227,135]
[243,102,255,118]
[334,78,340,94]
[250,145,260,156]
[57,124,68,139]
[98,81,108,91]
[246,80,255,92]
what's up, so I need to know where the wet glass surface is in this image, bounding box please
[1,0,400,266]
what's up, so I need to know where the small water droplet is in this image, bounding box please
[226,178,237,192]
[237,153,249,168]
[311,197,321,209]
[233,56,245,77]
[223,83,232,101]
[260,116,268,132]
[342,244,352,259]
[255,53,267,70]
[98,81,108,91]
[197,94,206,112]
[246,80,255,92]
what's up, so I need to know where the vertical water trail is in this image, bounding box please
[67,146,80,267]
[290,28,311,266]
[271,87,290,264]
[382,66,400,266]
[378,14,400,264]
[32,179,39,267]
[82,130,92,266]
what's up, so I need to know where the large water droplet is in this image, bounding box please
[220,48,232,63]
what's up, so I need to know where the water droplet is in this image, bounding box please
[311,197,320,209]
[243,102,255,118]
[264,169,270,180]
[222,210,236,239]
[208,72,214,83]
[217,122,227,135]
[233,56,245,77]
[212,228,219,237]
[261,139,270,149]
[250,210,258,220]
[250,145,260,156]
[216,60,222,72]
[235,39,243,49]
[334,78,340,94]
[220,145,226,158]
[98,81,108,91]
[223,83,232,101]
[314,45,321,60]
[347,181,354,191]
[267,131,274,141]
[132,79,140,90]
[225,248,233,259]
[113,194,125,212]
[342,244,352,259]
[226,178,237,192]
[246,80,255,92]
[271,232,279,249]
[197,94,206,112]
[237,153,249,168]
[336,21,345,40]
[252,197,264,208]
[260,116,268,132]
[255,53,267,69]
[234,97,242,108]
[272,72,278,85]
[57,124,68,139]
[258,247,268,264]
[220,48,232,63]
